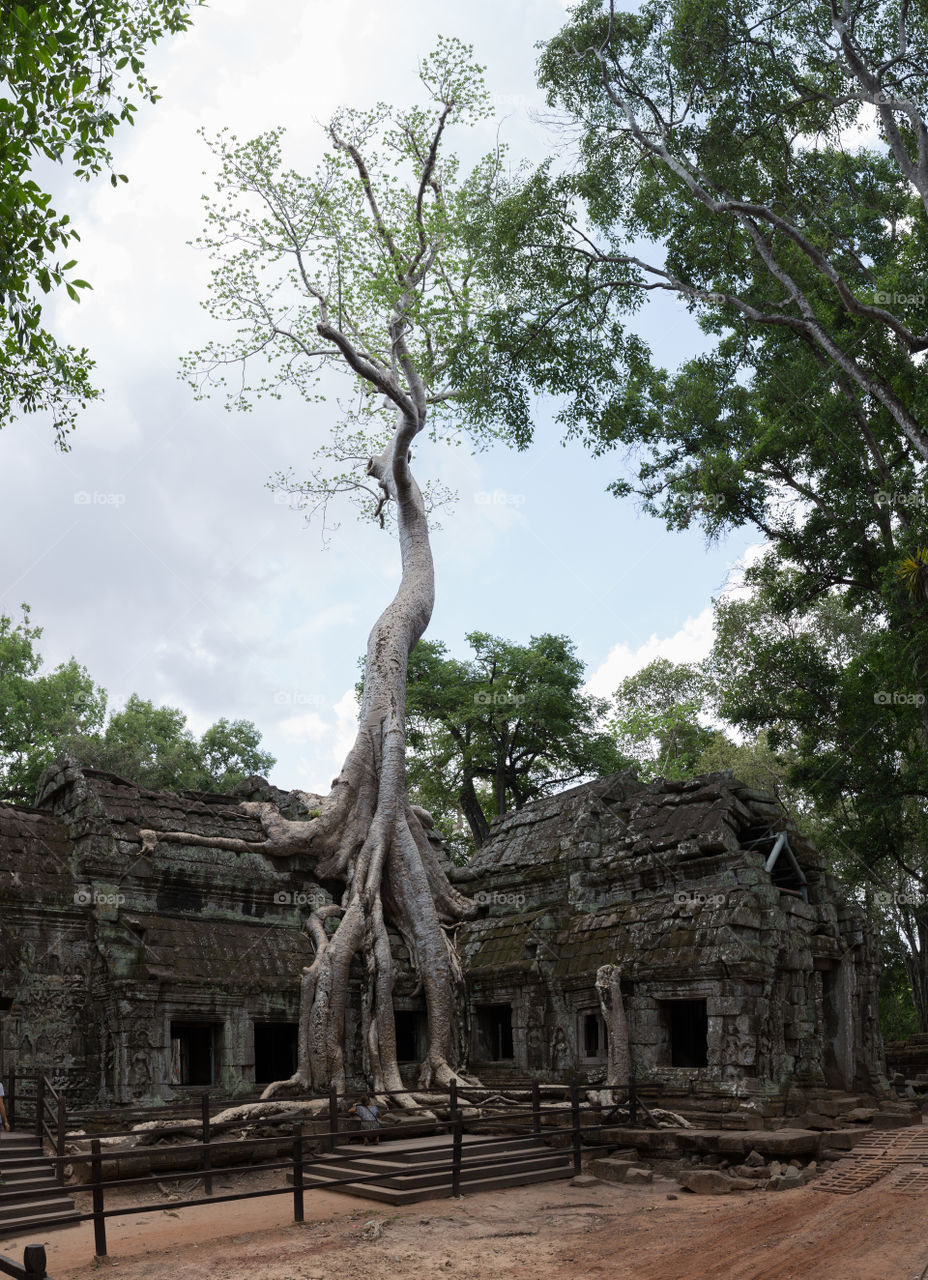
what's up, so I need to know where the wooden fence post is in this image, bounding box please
[55,1094,66,1185]
[449,1078,457,1115]
[451,1107,463,1198]
[22,1244,47,1278]
[628,1077,638,1127]
[34,1076,44,1142]
[328,1085,339,1153]
[531,1081,540,1136]
[292,1123,304,1223]
[90,1138,107,1258]
[569,1082,582,1177]
[201,1094,213,1196]
[7,1069,15,1130]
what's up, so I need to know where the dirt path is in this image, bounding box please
[3,1169,925,1280]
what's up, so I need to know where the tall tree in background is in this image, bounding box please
[166,40,530,1097]
[405,632,626,848]
[0,607,275,802]
[609,657,718,781]
[0,0,201,443]
[0,605,105,803]
[465,0,928,1027]
[66,694,276,794]
[711,573,928,1031]
[466,0,928,709]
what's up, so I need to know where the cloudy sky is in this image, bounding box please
[1,0,757,793]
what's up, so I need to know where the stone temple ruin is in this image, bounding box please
[0,759,885,1112]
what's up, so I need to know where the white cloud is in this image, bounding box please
[586,608,716,697]
[585,540,770,697]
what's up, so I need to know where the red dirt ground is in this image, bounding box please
[2,1163,926,1280]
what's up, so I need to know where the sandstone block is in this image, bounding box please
[677,1170,755,1195]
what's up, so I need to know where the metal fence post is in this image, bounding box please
[292,1123,304,1223]
[531,1080,540,1136]
[90,1138,107,1258]
[569,1081,582,1176]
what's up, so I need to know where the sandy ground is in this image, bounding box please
[2,1163,927,1280]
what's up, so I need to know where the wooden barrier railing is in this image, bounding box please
[0,1246,50,1280]
[46,1079,650,1260]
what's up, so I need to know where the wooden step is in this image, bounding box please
[0,1197,80,1227]
[0,1130,77,1234]
[0,1205,80,1236]
[0,1178,68,1206]
[313,1147,570,1191]
[302,1133,573,1205]
[306,1161,573,1205]
[328,1133,549,1164]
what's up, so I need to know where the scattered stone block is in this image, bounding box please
[677,1170,756,1195]
[570,1174,600,1187]
[796,1113,837,1131]
[624,1167,653,1185]
[590,1157,635,1184]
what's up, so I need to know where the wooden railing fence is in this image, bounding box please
[3,1074,651,1265]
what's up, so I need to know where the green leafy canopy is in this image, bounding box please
[0,0,201,444]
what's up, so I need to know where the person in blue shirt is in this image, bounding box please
[349,1094,381,1145]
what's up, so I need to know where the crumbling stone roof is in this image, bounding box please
[119,910,312,989]
[35,760,267,845]
[469,771,824,877]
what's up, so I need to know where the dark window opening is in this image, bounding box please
[578,1010,608,1061]
[394,1010,427,1062]
[474,1004,514,1061]
[170,1021,217,1086]
[254,1022,297,1083]
[661,1000,708,1068]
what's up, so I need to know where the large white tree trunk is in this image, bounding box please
[142,411,476,1100]
[276,415,477,1096]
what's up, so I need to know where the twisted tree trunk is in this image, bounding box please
[142,410,476,1099]
[269,414,477,1096]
